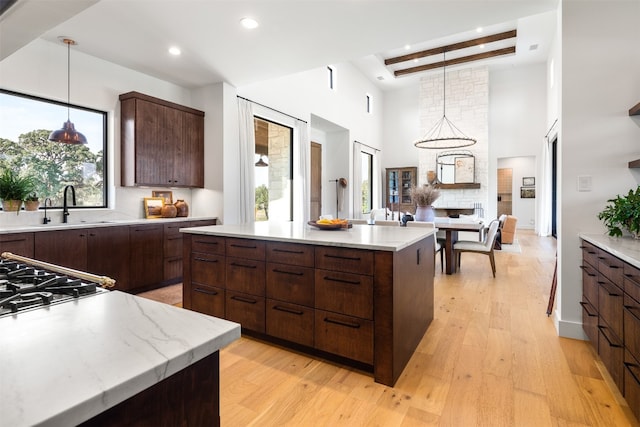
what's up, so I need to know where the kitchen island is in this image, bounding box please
[1,290,240,427]
[181,221,436,386]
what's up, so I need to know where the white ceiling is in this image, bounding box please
[0,0,558,91]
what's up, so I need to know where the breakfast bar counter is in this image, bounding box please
[180,222,436,386]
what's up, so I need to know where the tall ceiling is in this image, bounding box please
[0,0,558,91]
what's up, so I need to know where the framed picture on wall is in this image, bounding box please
[144,197,164,218]
[520,187,535,199]
[522,177,535,187]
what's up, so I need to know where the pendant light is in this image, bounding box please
[48,37,87,145]
[255,155,268,167]
[414,50,476,150]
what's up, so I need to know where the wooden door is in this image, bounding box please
[310,142,322,220]
[181,111,205,187]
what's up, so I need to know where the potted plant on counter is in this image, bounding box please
[0,169,35,213]
[24,193,40,211]
[598,186,640,238]
[410,184,440,222]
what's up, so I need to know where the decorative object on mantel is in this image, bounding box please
[410,184,440,222]
[48,37,87,145]
[597,186,640,238]
[175,199,189,217]
[414,50,477,149]
[436,150,476,184]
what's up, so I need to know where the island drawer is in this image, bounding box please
[599,324,624,393]
[581,263,598,307]
[266,299,314,347]
[624,296,640,362]
[581,299,598,351]
[598,275,623,341]
[581,240,599,269]
[625,263,640,300]
[190,284,225,318]
[191,253,225,288]
[226,257,265,296]
[226,238,265,260]
[315,246,374,276]
[315,270,373,320]
[266,242,314,267]
[266,263,314,307]
[315,310,373,365]
[226,291,265,333]
[625,350,640,420]
[597,250,624,286]
[191,235,226,255]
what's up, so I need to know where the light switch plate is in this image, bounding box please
[577,175,592,192]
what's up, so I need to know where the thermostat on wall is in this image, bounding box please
[577,175,592,192]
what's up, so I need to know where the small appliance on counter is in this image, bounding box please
[0,252,113,317]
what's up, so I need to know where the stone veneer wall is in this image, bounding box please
[417,66,489,215]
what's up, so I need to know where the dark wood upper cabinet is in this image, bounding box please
[120,91,204,188]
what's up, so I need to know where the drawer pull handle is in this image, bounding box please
[609,265,620,269]
[230,262,257,269]
[1,238,26,244]
[579,301,597,317]
[588,251,597,254]
[194,257,218,263]
[273,268,304,276]
[273,305,304,315]
[195,240,219,246]
[325,254,361,262]
[167,236,182,241]
[597,326,622,348]
[194,288,218,296]
[579,266,596,277]
[273,248,304,254]
[324,276,360,285]
[624,362,640,385]
[231,295,257,304]
[231,244,258,249]
[324,317,360,329]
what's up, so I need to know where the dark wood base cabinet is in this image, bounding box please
[581,238,640,421]
[79,351,220,427]
[183,233,435,386]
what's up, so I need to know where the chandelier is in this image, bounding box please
[414,50,476,149]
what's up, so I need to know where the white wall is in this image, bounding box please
[381,85,420,170]
[558,0,640,338]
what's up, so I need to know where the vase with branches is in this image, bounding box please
[410,184,440,222]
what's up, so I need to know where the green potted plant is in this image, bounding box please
[24,192,40,211]
[597,186,640,238]
[0,169,35,213]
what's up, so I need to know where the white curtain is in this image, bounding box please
[538,135,554,236]
[237,99,255,223]
[293,119,310,222]
[352,141,363,219]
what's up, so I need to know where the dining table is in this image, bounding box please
[433,217,485,274]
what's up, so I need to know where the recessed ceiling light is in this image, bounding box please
[168,46,181,56]
[413,58,419,63]
[404,44,411,50]
[476,27,483,33]
[240,17,259,29]
[479,44,485,49]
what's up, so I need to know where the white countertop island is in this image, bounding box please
[579,233,640,269]
[179,221,435,251]
[0,291,240,427]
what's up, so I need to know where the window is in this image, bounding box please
[361,151,373,214]
[0,89,107,209]
[254,117,293,221]
[327,66,335,90]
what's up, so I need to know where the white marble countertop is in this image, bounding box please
[0,290,240,427]
[180,221,436,251]
[0,216,217,234]
[579,233,640,269]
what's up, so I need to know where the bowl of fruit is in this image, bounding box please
[307,218,350,230]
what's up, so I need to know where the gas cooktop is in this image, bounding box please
[0,254,111,318]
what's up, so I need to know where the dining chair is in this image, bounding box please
[373,219,401,226]
[406,221,444,273]
[453,219,500,277]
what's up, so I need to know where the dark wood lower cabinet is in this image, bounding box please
[79,351,220,427]
[35,229,88,271]
[266,299,314,347]
[315,309,374,364]
[0,232,34,257]
[87,226,130,291]
[129,224,164,292]
[226,291,265,333]
[625,350,640,422]
[191,284,225,318]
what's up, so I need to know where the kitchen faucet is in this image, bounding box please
[42,198,52,224]
[62,185,76,223]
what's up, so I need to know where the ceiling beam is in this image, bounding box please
[384,29,517,66]
[394,46,516,77]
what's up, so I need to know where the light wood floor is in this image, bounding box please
[141,231,639,426]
